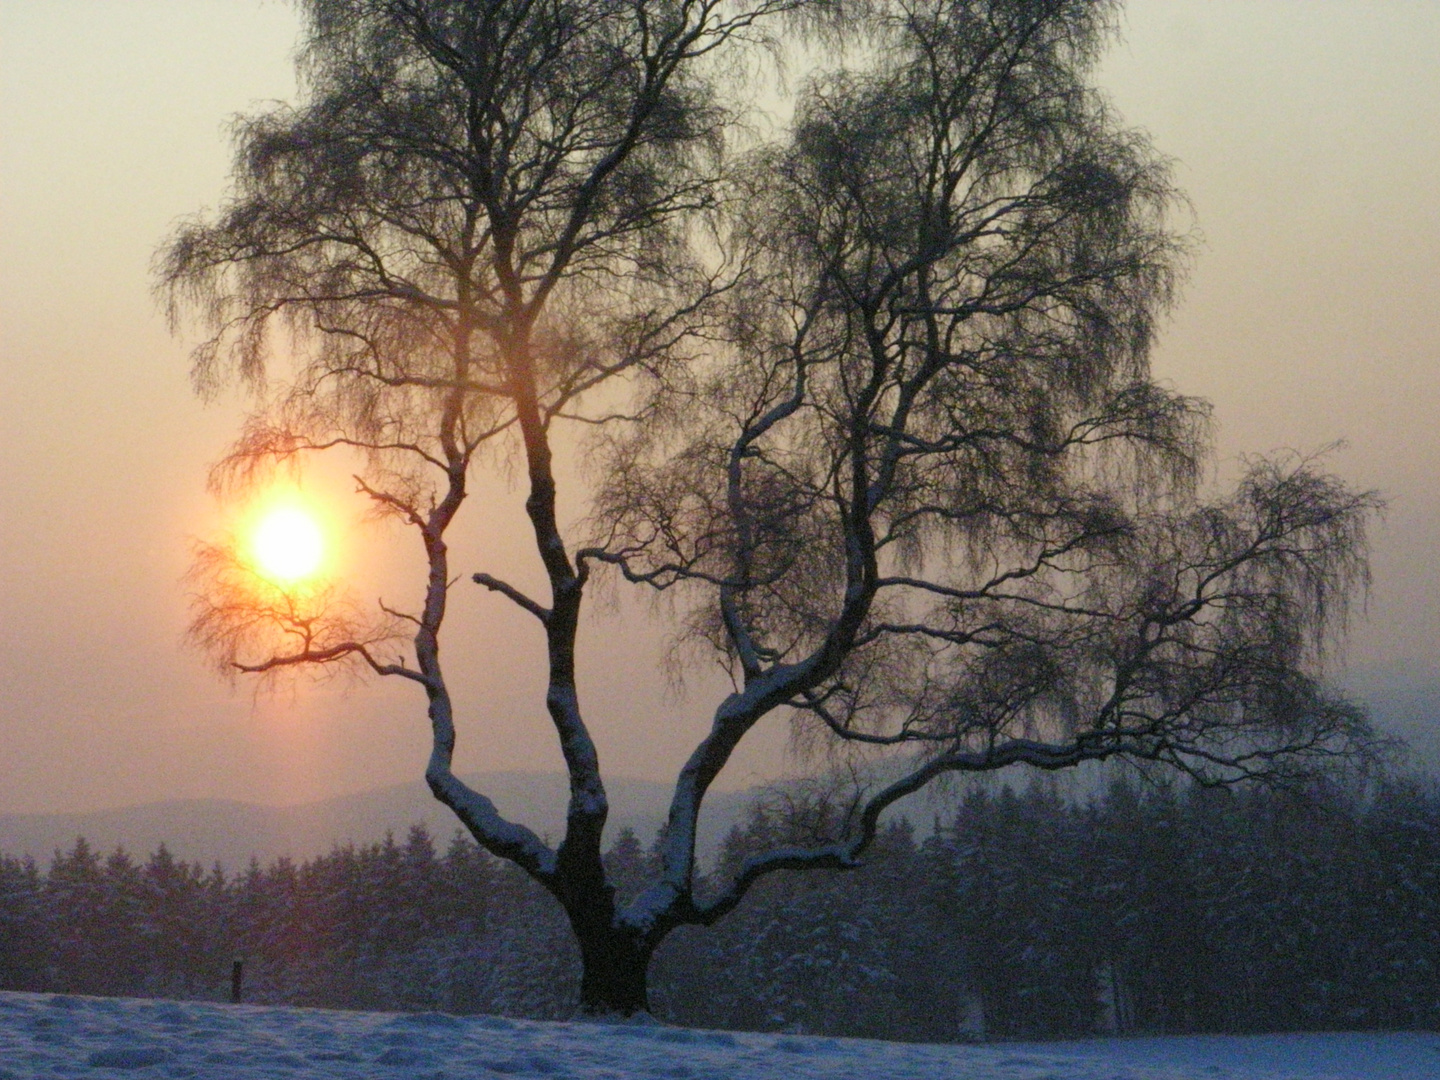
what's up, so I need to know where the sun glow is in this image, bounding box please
[250,504,324,584]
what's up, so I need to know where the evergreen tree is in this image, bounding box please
[0,854,46,991]
[5,773,1438,1037]
[1352,779,1440,1028]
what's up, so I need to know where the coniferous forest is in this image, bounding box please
[1,777,1436,1042]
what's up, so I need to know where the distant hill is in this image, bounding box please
[10,700,1430,874]
[1346,664,1440,774]
[0,772,754,873]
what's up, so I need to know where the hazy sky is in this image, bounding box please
[2,1,1438,815]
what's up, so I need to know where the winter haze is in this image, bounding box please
[1,0,1438,823]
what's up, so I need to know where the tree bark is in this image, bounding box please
[572,916,654,1017]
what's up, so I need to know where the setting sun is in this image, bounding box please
[250,505,324,584]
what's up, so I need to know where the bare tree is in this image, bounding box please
[160,0,1381,1016]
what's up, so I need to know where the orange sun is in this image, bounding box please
[250,505,324,584]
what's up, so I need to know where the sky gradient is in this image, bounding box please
[1,0,1437,815]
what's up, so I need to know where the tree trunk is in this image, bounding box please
[574,919,653,1017]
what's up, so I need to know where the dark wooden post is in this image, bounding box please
[230,959,243,1004]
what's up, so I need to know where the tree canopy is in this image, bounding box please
[160,0,1382,1016]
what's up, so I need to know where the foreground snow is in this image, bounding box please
[0,992,1433,1079]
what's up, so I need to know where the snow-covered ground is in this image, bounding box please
[0,991,1433,1079]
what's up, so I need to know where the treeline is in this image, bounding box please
[1,777,1437,1040]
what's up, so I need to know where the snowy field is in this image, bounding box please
[0,992,1434,1080]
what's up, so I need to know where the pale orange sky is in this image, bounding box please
[1,0,1437,815]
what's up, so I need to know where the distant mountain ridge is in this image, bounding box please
[0,772,754,873]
